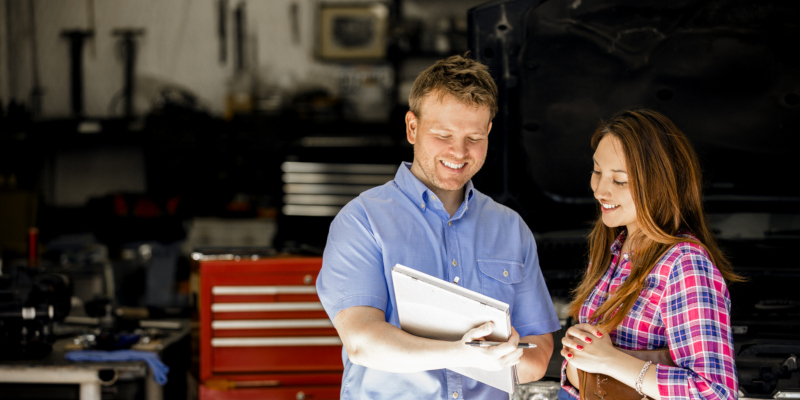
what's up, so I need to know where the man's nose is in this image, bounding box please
[449,138,468,157]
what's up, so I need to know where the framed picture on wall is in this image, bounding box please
[317,3,389,61]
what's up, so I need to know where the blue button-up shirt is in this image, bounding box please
[317,162,560,400]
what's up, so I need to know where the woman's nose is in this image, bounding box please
[593,177,611,198]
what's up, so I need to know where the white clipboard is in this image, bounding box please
[391,263,518,393]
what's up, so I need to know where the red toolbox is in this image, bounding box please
[198,255,343,399]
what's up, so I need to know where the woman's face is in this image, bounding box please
[591,134,639,236]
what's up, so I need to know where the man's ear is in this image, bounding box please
[405,111,418,144]
[487,121,493,135]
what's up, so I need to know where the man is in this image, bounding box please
[316,55,560,399]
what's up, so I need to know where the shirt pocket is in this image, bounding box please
[628,275,662,324]
[477,259,524,306]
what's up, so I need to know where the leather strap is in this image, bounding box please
[578,348,676,400]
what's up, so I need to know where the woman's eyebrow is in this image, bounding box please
[593,158,627,173]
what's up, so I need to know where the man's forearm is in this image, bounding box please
[516,333,554,383]
[341,316,461,372]
[334,306,523,373]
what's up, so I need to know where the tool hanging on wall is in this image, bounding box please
[234,2,246,72]
[109,29,145,118]
[28,0,43,117]
[60,29,94,117]
[290,2,300,45]
[218,0,228,64]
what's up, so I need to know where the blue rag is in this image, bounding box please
[65,350,170,385]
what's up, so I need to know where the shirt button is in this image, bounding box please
[448,221,452,226]
[420,203,425,209]
[452,260,457,266]
[453,392,459,399]
[623,253,629,260]
[503,270,509,277]
[431,195,437,201]
[453,276,459,284]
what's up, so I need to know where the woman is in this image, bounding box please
[560,109,741,400]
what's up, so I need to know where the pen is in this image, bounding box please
[465,341,537,349]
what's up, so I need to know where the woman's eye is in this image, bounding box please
[613,180,628,186]
[591,170,600,175]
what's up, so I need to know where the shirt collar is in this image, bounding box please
[609,230,697,256]
[610,229,627,257]
[394,162,475,215]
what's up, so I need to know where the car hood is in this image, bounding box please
[469,0,800,396]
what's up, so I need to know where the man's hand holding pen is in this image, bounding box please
[454,322,525,371]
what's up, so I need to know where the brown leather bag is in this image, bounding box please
[579,348,676,400]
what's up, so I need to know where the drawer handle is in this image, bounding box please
[211,337,342,347]
[212,319,333,329]
[212,302,324,312]
[212,286,317,295]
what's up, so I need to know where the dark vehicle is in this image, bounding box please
[468,0,800,398]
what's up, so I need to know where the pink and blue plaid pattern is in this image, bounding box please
[561,232,738,400]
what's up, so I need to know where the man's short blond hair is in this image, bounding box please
[408,54,498,121]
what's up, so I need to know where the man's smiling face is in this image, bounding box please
[406,92,492,198]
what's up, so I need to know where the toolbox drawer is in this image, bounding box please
[200,384,341,400]
[199,257,342,384]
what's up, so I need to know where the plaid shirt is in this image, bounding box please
[561,232,738,400]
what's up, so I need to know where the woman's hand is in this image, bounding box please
[560,323,618,375]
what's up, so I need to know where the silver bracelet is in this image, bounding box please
[636,361,652,398]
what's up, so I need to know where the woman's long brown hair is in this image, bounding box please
[568,109,744,332]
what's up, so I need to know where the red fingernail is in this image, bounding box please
[567,353,573,358]
[585,337,593,343]
[576,345,584,350]
[597,332,603,337]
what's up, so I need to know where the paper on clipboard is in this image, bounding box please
[391,263,518,394]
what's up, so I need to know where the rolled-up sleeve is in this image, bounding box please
[316,201,388,321]
[657,248,737,400]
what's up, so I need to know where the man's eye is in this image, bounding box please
[468,137,483,143]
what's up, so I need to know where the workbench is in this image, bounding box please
[0,320,190,400]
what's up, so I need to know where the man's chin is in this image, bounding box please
[433,180,469,192]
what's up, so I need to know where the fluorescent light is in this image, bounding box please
[281,161,396,174]
[283,184,372,195]
[283,194,354,206]
[282,173,392,185]
[282,205,343,217]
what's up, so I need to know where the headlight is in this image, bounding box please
[738,390,800,400]
[775,392,800,399]
[514,381,561,400]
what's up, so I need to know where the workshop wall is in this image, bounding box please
[0,0,488,251]
[0,0,359,119]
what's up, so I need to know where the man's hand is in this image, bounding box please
[455,322,523,371]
